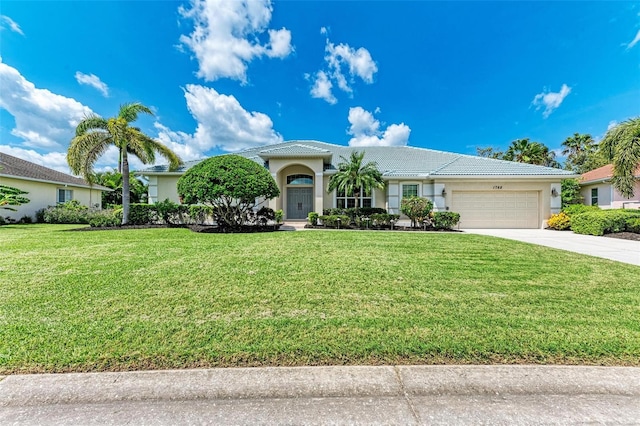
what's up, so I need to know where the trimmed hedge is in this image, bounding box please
[318,215,350,227]
[432,212,461,230]
[563,204,600,216]
[571,209,640,236]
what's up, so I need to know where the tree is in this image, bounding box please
[400,196,433,228]
[479,139,560,168]
[327,151,385,207]
[560,179,583,208]
[599,117,640,198]
[177,155,280,230]
[67,103,182,224]
[92,171,147,206]
[476,147,504,159]
[0,185,30,211]
[504,138,559,167]
[561,133,606,174]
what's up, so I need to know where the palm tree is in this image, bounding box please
[561,133,604,173]
[68,103,182,224]
[327,151,385,208]
[600,117,640,198]
[504,138,559,167]
[0,184,30,211]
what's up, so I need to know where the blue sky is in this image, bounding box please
[1,0,639,173]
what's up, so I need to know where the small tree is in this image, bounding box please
[0,185,30,211]
[177,155,280,230]
[400,196,433,228]
[560,179,583,208]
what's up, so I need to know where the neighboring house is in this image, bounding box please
[580,164,640,209]
[0,152,111,221]
[138,140,577,229]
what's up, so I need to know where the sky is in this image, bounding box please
[1,0,639,174]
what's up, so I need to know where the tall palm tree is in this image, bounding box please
[327,151,385,208]
[599,117,640,198]
[68,103,182,224]
[504,138,559,167]
[561,133,604,173]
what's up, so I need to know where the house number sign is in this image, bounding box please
[492,186,503,190]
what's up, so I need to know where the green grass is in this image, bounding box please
[1,224,639,373]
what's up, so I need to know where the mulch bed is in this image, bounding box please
[603,232,640,242]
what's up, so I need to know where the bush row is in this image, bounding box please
[38,200,283,228]
[312,211,460,230]
[547,205,640,235]
[571,210,640,236]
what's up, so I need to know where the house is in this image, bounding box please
[580,164,640,209]
[138,140,578,229]
[0,152,111,221]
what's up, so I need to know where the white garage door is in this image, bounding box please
[452,191,540,229]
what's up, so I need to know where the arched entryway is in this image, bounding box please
[286,173,314,219]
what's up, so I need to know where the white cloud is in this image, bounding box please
[320,26,328,35]
[531,84,571,118]
[308,71,336,104]
[0,57,93,150]
[0,145,123,175]
[626,29,640,50]
[154,84,283,157]
[179,0,292,83]
[75,72,109,97]
[607,120,619,131]
[308,34,378,104]
[346,107,410,147]
[1,15,24,36]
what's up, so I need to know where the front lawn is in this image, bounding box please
[1,224,639,373]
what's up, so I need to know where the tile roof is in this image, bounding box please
[0,152,111,190]
[581,164,640,183]
[137,140,578,178]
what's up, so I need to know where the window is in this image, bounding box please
[58,189,73,203]
[402,184,419,198]
[287,174,313,185]
[591,188,598,206]
[336,187,372,208]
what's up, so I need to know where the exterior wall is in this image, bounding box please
[581,181,640,209]
[1,176,103,221]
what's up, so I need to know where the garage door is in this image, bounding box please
[451,191,539,229]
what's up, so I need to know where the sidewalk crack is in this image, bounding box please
[393,365,422,425]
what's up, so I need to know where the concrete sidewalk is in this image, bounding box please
[463,229,640,266]
[2,365,639,425]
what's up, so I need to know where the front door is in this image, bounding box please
[287,187,313,219]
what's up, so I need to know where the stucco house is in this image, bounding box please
[580,164,640,209]
[0,152,110,221]
[138,140,577,229]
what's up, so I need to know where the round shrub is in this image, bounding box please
[547,212,571,230]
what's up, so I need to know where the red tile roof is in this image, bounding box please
[581,164,640,183]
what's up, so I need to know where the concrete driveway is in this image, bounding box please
[463,229,640,266]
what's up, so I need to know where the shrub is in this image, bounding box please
[254,207,275,226]
[308,212,319,226]
[18,215,33,224]
[571,210,640,236]
[128,204,157,225]
[626,217,640,234]
[401,197,433,228]
[561,179,583,208]
[370,213,400,227]
[275,209,284,224]
[35,208,46,223]
[547,212,571,230]
[432,212,461,230]
[563,204,600,217]
[89,210,121,228]
[177,155,280,231]
[319,215,350,228]
[42,201,91,224]
[189,205,214,225]
[155,199,189,225]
